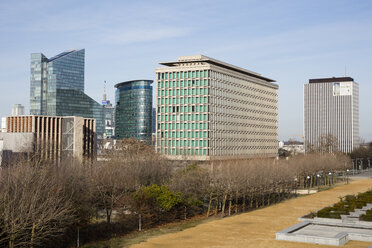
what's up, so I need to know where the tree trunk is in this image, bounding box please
[106,209,111,224]
[228,194,232,216]
[215,196,219,217]
[235,191,238,214]
[206,194,213,217]
[138,213,142,231]
[77,227,80,247]
[31,222,36,248]
[242,194,246,212]
[221,194,227,218]
[255,195,258,208]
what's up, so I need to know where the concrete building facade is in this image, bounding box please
[0,115,96,166]
[155,55,278,160]
[304,77,359,153]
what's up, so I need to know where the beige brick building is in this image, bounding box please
[155,55,278,160]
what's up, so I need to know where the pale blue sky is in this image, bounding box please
[0,0,371,141]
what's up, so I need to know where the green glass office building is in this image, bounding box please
[30,49,104,137]
[115,80,153,143]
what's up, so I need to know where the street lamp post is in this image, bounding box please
[346,169,349,184]
[294,177,298,196]
[307,176,310,194]
[328,172,332,187]
[317,174,321,191]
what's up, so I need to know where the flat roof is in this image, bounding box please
[115,80,153,88]
[159,55,275,82]
[309,77,354,84]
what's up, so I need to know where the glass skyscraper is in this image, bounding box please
[115,80,153,143]
[30,49,104,137]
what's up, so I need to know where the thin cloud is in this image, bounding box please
[104,27,195,44]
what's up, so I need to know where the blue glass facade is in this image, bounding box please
[30,49,104,137]
[115,80,153,143]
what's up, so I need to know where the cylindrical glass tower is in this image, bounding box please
[115,80,153,143]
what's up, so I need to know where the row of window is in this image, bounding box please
[157,114,209,122]
[158,105,209,114]
[157,97,209,105]
[159,148,209,156]
[157,70,209,80]
[211,113,277,123]
[158,122,208,130]
[158,139,209,147]
[158,87,209,96]
[158,79,209,88]
[158,130,208,138]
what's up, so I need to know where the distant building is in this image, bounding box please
[360,142,372,150]
[304,77,359,153]
[155,55,278,160]
[30,49,104,138]
[279,140,305,155]
[0,115,96,166]
[12,104,24,116]
[1,117,6,133]
[115,80,153,143]
[102,82,115,139]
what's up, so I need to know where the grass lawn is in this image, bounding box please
[82,215,214,248]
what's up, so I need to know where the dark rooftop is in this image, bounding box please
[115,80,153,88]
[309,77,354,84]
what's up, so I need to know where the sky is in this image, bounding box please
[0,0,371,141]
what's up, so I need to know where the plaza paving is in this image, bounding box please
[131,176,372,248]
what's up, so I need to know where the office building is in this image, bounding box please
[155,55,278,160]
[304,77,359,153]
[152,107,156,134]
[102,83,115,138]
[0,115,96,166]
[12,104,24,116]
[30,49,104,138]
[115,80,153,143]
[1,117,6,133]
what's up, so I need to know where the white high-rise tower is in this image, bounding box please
[304,77,359,153]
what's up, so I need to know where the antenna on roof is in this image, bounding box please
[103,81,107,102]
[344,66,347,77]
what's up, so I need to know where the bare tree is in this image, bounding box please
[0,164,74,248]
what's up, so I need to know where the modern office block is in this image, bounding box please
[155,55,278,160]
[152,107,156,134]
[12,104,24,116]
[304,77,359,153]
[115,80,153,143]
[0,115,96,165]
[102,88,115,139]
[30,49,104,137]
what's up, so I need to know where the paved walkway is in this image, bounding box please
[131,177,372,248]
